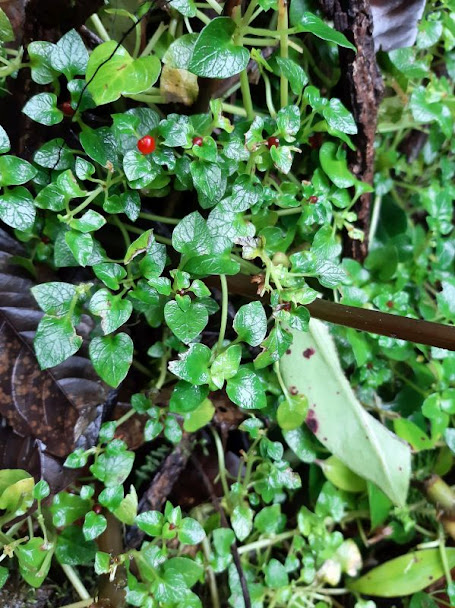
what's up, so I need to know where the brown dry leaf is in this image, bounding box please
[0,228,108,458]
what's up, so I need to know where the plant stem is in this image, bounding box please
[139,212,179,225]
[216,275,229,353]
[65,186,103,220]
[195,509,221,608]
[195,9,211,24]
[368,194,382,245]
[90,14,110,41]
[277,0,289,107]
[263,71,277,118]
[126,94,166,104]
[59,601,94,608]
[140,22,168,56]
[212,428,231,500]
[221,102,248,117]
[240,70,254,120]
[61,564,91,600]
[204,0,223,14]
[237,530,295,554]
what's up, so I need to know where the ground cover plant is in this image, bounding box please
[0,0,454,606]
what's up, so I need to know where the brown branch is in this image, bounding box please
[206,275,455,351]
[126,433,195,549]
[319,0,383,261]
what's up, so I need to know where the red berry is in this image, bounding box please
[386,300,394,308]
[93,504,103,514]
[308,196,318,204]
[61,101,75,117]
[267,136,280,149]
[137,135,156,155]
[192,136,203,147]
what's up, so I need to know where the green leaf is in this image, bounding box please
[275,57,308,96]
[89,333,133,387]
[31,285,74,327]
[80,127,120,169]
[83,511,107,541]
[28,41,59,85]
[0,8,14,42]
[50,29,88,79]
[319,455,367,493]
[90,440,135,486]
[277,393,309,431]
[22,93,63,126]
[51,493,91,527]
[270,145,294,174]
[89,289,133,335]
[189,17,250,78]
[170,0,197,17]
[183,398,215,431]
[34,138,73,170]
[265,559,289,588]
[283,426,317,463]
[233,301,267,347]
[276,105,300,142]
[190,160,227,208]
[323,99,357,135]
[211,344,242,389]
[297,12,356,50]
[136,510,164,536]
[164,415,183,444]
[231,503,253,541]
[178,517,205,544]
[16,538,53,588]
[0,473,34,515]
[393,418,434,451]
[93,262,126,290]
[280,320,411,506]
[0,187,36,230]
[227,174,263,212]
[0,156,37,186]
[168,343,211,385]
[65,230,94,267]
[164,299,208,344]
[319,142,356,188]
[113,486,138,525]
[368,482,392,529]
[94,551,110,575]
[0,125,10,153]
[170,381,209,413]
[172,211,212,255]
[437,279,455,321]
[124,229,155,264]
[34,315,82,369]
[70,210,106,233]
[123,150,159,186]
[348,549,455,597]
[226,366,267,410]
[33,480,50,501]
[86,41,161,105]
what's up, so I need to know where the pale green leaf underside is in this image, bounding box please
[280,319,411,506]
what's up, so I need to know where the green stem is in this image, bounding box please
[203,0,223,13]
[277,0,289,108]
[439,529,452,587]
[126,94,166,104]
[196,509,221,608]
[212,428,231,500]
[368,194,382,245]
[263,71,277,118]
[221,102,248,117]
[58,600,94,608]
[63,186,104,221]
[112,216,131,249]
[140,22,168,56]
[61,564,91,600]
[139,212,179,225]
[241,0,259,26]
[237,530,295,554]
[90,14,110,41]
[195,9,211,24]
[239,70,254,120]
[216,275,229,353]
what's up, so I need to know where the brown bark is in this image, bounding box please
[319,0,383,261]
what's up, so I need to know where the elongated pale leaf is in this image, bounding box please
[348,548,455,596]
[280,319,411,505]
